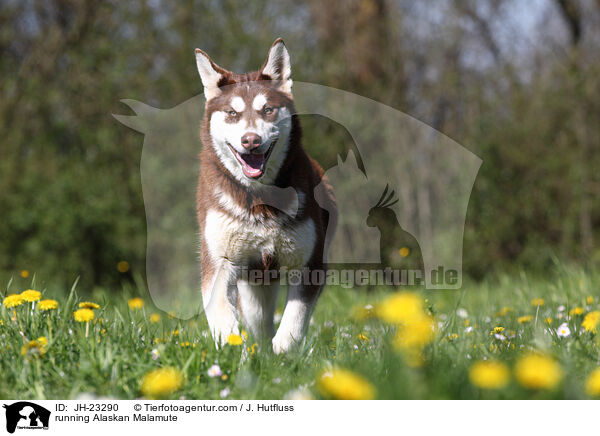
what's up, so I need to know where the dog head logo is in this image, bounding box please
[3,402,50,433]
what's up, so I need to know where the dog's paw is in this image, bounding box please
[272,333,297,354]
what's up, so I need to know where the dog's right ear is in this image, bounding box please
[195,49,228,101]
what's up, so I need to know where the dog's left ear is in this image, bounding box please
[261,38,292,95]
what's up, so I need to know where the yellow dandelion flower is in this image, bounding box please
[490,326,504,335]
[74,308,95,323]
[570,307,584,316]
[498,307,513,316]
[318,368,375,400]
[128,298,144,310]
[149,313,161,323]
[20,289,42,302]
[21,338,47,357]
[582,311,600,333]
[394,314,435,349]
[39,299,59,311]
[117,261,130,273]
[587,296,594,305]
[469,361,510,390]
[221,374,228,381]
[515,354,563,390]
[140,367,183,398]
[530,298,545,307]
[79,301,101,310]
[544,317,553,325]
[376,292,424,324]
[20,270,29,278]
[227,334,244,346]
[3,294,24,308]
[247,343,258,355]
[357,333,369,341]
[518,315,533,324]
[585,368,600,396]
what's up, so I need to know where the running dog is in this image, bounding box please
[195,38,336,353]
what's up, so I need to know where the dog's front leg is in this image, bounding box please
[237,279,279,344]
[202,261,240,347]
[272,282,321,354]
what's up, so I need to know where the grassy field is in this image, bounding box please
[2,266,600,400]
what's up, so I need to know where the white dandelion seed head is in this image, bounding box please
[456,308,468,319]
[284,388,314,400]
[207,364,223,378]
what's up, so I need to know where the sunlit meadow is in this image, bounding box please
[2,266,600,400]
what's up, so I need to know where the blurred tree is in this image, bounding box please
[0,0,599,288]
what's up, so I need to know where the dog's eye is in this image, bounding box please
[227,110,237,117]
[263,106,274,115]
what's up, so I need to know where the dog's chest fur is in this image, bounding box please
[204,199,316,269]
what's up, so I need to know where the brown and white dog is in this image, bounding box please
[195,39,336,353]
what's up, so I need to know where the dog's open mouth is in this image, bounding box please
[227,139,277,179]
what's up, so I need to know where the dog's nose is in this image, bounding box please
[241,132,262,150]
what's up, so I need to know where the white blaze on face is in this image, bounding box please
[230,96,246,113]
[252,94,267,111]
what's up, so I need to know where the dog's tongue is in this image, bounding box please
[239,153,265,178]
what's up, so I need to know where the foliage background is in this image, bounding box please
[1,0,599,289]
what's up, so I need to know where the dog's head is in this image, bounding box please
[195,38,295,186]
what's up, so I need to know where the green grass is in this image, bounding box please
[1,266,600,400]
